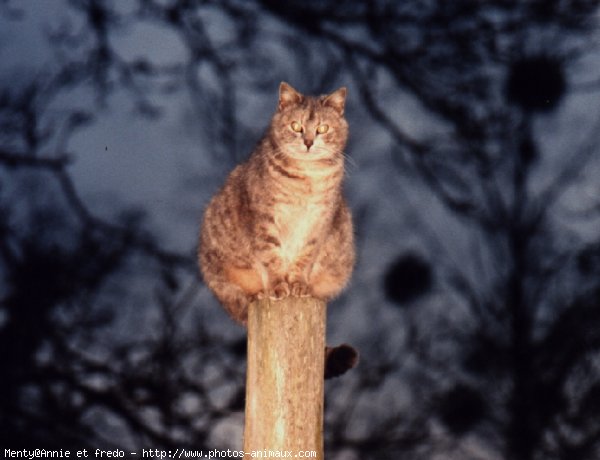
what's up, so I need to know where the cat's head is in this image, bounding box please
[269,82,348,160]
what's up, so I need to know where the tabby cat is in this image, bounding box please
[199,82,357,378]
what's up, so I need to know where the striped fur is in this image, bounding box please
[199,82,354,325]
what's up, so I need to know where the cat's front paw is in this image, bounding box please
[290,281,311,297]
[270,281,290,300]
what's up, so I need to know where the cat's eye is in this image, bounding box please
[291,121,303,132]
[316,124,329,134]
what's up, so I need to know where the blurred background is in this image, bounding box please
[1,1,600,459]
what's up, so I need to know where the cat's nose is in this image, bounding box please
[304,138,314,149]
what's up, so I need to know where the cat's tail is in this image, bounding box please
[325,344,359,379]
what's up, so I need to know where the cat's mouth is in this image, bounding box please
[293,144,330,158]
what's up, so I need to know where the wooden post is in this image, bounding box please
[243,296,326,459]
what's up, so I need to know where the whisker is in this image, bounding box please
[267,144,355,175]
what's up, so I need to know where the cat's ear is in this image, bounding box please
[322,87,347,115]
[278,82,304,111]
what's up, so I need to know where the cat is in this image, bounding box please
[199,82,357,378]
